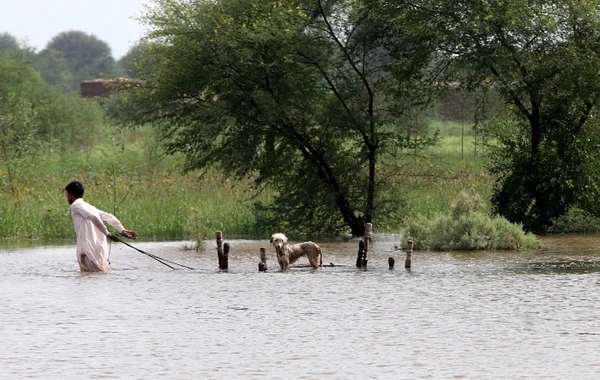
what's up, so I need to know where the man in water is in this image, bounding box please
[65,181,137,272]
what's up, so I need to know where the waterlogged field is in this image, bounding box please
[1,234,600,379]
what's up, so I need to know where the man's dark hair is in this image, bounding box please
[65,181,84,198]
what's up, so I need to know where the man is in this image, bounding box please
[65,181,137,272]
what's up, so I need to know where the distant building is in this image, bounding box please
[80,78,138,98]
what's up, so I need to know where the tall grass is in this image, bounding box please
[1,120,501,242]
[391,119,494,221]
[0,126,261,241]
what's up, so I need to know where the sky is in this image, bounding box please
[0,0,151,59]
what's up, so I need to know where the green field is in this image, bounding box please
[0,120,491,241]
[398,120,493,220]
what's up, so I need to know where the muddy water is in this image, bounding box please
[1,234,600,379]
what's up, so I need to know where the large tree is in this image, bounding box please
[123,0,440,235]
[45,31,116,90]
[409,0,600,232]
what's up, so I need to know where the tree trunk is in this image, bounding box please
[528,101,543,231]
[349,218,366,236]
[364,145,376,230]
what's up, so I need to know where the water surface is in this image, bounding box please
[1,234,599,379]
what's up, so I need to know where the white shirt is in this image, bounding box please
[70,198,125,271]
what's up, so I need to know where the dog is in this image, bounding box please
[270,233,322,270]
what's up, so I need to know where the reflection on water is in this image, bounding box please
[1,234,600,379]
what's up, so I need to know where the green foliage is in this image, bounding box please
[6,1,600,245]
[0,127,261,240]
[0,93,39,207]
[33,48,74,91]
[45,31,116,89]
[124,0,441,235]
[420,0,600,232]
[548,208,600,234]
[117,43,147,79]
[0,32,20,52]
[450,190,487,219]
[0,53,47,94]
[0,54,106,147]
[0,119,511,242]
[400,191,539,251]
[487,115,600,233]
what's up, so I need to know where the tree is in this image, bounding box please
[123,0,440,235]
[45,31,116,90]
[0,32,20,52]
[413,0,600,232]
[0,54,104,148]
[118,42,146,79]
[32,48,74,91]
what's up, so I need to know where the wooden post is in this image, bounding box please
[216,231,224,269]
[363,222,372,269]
[356,223,372,269]
[222,242,230,270]
[258,247,267,272]
[405,239,413,269]
[356,239,366,268]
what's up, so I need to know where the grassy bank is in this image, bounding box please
[1,121,491,241]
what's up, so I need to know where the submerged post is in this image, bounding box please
[258,247,268,272]
[216,231,224,269]
[356,223,372,269]
[222,242,230,270]
[405,239,413,270]
[388,256,395,269]
[356,239,365,268]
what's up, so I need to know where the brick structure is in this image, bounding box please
[80,78,136,98]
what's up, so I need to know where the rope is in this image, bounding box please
[116,237,196,270]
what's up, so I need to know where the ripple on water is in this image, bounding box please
[1,235,600,379]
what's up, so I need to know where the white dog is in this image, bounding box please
[270,233,322,270]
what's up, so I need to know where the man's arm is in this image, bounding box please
[98,209,137,239]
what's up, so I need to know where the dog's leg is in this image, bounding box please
[306,244,322,268]
[317,245,322,267]
[275,246,290,270]
[307,252,320,268]
[282,252,290,270]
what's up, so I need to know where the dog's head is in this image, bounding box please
[270,233,288,250]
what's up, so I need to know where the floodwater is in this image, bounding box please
[1,234,600,379]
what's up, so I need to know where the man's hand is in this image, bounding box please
[121,230,138,239]
[107,233,120,242]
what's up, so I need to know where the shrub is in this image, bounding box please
[400,191,539,251]
[548,208,600,234]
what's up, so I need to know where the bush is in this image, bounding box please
[400,191,539,251]
[548,208,600,234]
